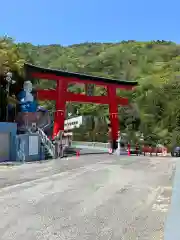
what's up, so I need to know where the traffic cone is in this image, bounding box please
[127,144,131,156]
[76,150,80,157]
[108,148,113,154]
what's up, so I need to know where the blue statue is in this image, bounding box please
[17,81,37,112]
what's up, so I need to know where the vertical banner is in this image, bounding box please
[85,84,95,96]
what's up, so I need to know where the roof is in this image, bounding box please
[24,63,138,86]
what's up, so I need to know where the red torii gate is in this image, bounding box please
[24,63,137,142]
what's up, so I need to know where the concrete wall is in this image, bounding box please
[0,123,17,162]
[16,134,41,162]
[0,122,42,162]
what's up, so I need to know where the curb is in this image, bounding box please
[164,160,180,239]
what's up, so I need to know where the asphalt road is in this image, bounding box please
[0,155,176,240]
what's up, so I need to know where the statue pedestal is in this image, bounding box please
[16,112,38,132]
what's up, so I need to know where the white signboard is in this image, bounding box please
[29,136,39,155]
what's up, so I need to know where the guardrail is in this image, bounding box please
[71,142,168,156]
[71,141,110,151]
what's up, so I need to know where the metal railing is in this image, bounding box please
[37,128,55,157]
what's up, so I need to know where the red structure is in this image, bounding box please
[24,64,137,142]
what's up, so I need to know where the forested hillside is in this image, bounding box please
[1,37,180,147]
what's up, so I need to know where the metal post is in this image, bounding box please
[116,133,121,156]
[5,72,15,122]
[6,81,10,121]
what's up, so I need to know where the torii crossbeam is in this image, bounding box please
[24,63,137,142]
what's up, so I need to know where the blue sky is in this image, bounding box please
[0,0,179,46]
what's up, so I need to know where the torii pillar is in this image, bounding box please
[53,80,67,139]
[107,85,119,145]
